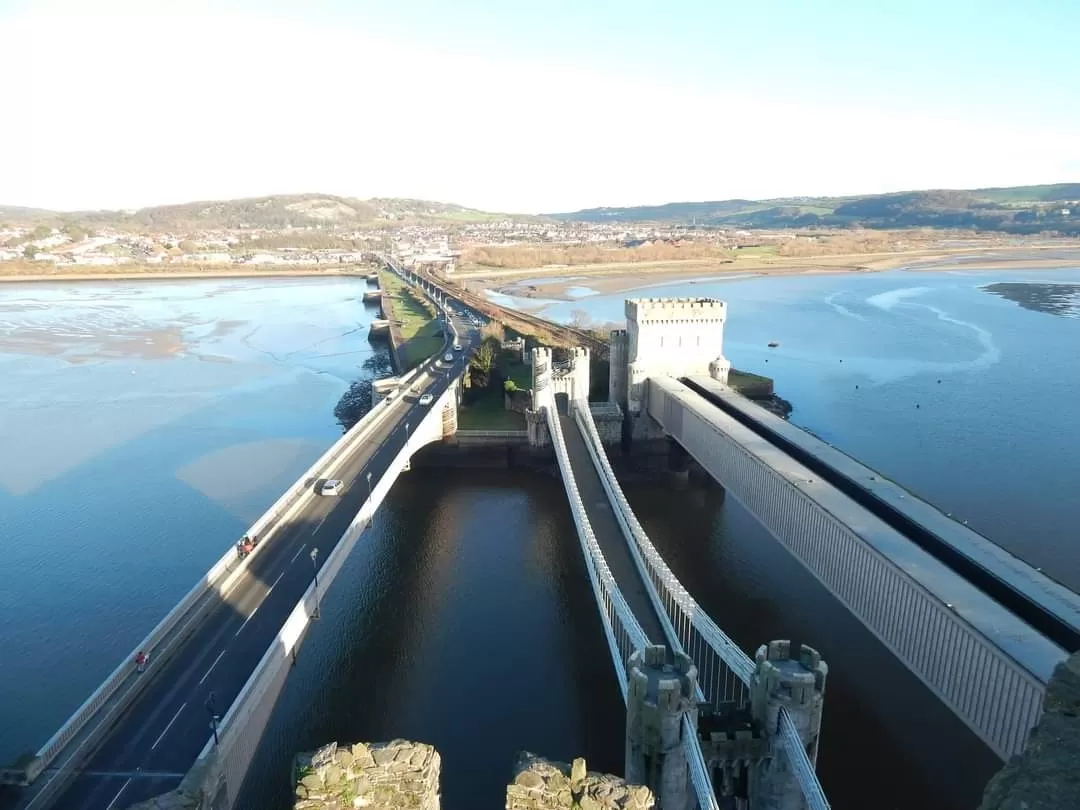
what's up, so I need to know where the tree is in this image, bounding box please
[64,226,87,243]
[23,244,37,259]
[480,320,505,343]
[178,240,198,253]
[468,338,498,389]
[30,225,52,241]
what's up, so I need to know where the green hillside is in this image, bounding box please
[0,194,529,231]
[552,184,1080,234]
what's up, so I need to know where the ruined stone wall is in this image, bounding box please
[507,753,654,810]
[294,740,440,810]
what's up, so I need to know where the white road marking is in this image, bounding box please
[104,778,132,810]
[198,650,227,686]
[268,570,286,593]
[290,543,307,564]
[311,514,328,536]
[150,703,186,750]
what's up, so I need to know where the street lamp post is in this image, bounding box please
[205,692,220,745]
[310,547,320,619]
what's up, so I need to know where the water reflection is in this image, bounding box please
[982,281,1080,318]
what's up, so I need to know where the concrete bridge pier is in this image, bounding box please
[749,641,828,810]
[667,437,691,487]
[626,645,698,810]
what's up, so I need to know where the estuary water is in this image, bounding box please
[3,268,1079,810]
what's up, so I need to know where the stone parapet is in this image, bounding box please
[507,752,654,810]
[293,740,440,810]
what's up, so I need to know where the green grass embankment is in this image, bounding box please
[379,270,444,371]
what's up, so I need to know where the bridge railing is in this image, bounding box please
[777,708,830,810]
[547,401,723,810]
[573,400,754,700]
[195,378,459,806]
[684,715,721,810]
[28,300,450,784]
[574,398,831,810]
[543,403,649,696]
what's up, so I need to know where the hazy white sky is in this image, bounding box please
[1,0,1078,213]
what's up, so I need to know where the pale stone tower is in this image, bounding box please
[623,298,731,417]
[749,641,828,810]
[625,645,699,810]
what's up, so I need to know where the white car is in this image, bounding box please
[453,343,462,352]
[443,352,454,362]
[319,479,344,496]
[418,393,434,406]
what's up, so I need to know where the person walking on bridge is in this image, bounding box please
[135,650,148,673]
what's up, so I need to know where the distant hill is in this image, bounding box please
[551,184,1080,235]
[0,194,533,231]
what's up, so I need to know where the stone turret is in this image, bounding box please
[625,646,698,810]
[749,641,828,810]
[623,297,729,416]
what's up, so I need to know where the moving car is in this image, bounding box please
[319,479,344,496]
[443,352,454,362]
[419,393,434,406]
[453,343,462,351]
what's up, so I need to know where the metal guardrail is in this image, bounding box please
[574,398,830,810]
[574,401,755,689]
[684,715,721,810]
[542,398,649,699]
[778,708,831,810]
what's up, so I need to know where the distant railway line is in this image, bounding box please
[415,266,609,356]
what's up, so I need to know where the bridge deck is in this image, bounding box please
[558,414,668,646]
[33,376,465,810]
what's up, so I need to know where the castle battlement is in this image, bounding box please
[626,298,727,323]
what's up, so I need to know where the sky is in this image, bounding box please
[1,0,1078,213]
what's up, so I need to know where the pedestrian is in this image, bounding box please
[135,650,148,673]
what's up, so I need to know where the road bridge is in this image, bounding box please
[4,276,480,810]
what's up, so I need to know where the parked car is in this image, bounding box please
[419,393,434,406]
[443,352,454,362]
[319,479,344,496]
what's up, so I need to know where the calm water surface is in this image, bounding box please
[0,278,381,763]
[4,269,1079,810]
[524,266,1080,589]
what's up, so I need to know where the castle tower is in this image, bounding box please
[749,641,828,810]
[531,346,553,410]
[609,329,629,408]
[625,645,698,810]
[624,298,730,416]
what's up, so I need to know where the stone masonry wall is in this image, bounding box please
[506,752,654,810]
[294,740,439,810]
[979,651,1080,810]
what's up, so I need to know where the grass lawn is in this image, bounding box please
[728,368,774,397]
[500,355,532,390]
[457,389,526,429]
[379,270,444,369]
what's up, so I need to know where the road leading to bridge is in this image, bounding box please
[37,317,479,810]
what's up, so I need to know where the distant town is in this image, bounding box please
[2,186,1078,280]
[0,205,777,273]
